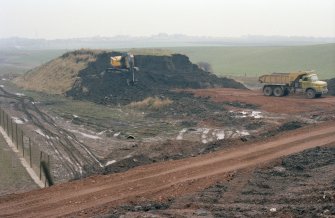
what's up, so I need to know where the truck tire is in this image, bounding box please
[306,89,316,99]
[273,86,284,97]
[263,86,273,96]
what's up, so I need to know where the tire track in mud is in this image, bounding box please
[0,121,334,217]
[0,87,102,180]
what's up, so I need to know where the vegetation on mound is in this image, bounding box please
[14,50,101,94]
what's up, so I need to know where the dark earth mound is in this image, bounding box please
[65,50,246,104]
[327,78,335,96]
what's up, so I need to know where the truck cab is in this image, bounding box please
[299,74,328,98]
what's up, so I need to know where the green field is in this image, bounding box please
[0,49,67,75]
[1,44,334,79]
[170,43,335,79]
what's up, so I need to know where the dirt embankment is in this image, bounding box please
[0,121,334,217]
[14,50,245,104]
[111,145,335,218]
[67,52,246,104]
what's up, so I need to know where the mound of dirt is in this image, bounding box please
[327,78,335,96]
[15,50,246,104]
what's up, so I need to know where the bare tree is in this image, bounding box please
[197,62,213,73]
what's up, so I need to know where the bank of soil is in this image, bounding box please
[107,145,335,218]
[0,122,334,217]
[14,50,246,105]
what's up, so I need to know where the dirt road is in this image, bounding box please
[190,88,335,113]
[0,121,334,217]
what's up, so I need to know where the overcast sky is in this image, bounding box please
[0,0,334,39]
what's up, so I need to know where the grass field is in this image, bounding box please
[170,43,335,79]
[0,49,67,75]
[1,44,334,79]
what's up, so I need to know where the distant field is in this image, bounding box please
[170,44,335,79]
[0,49,67,75]
[1,44,334,79]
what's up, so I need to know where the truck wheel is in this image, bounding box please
[273,87,284,97]
[306,89,316,99]
[263,86,273,96]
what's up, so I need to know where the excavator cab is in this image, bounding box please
[110,53,135,69]
[107,52,139,85]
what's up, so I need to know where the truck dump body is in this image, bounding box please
[259,72,307,85]
[259,73,290,85]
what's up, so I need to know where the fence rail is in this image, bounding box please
[0,107,52,187]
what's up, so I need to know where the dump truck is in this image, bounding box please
[259,71,328,98]
[107,52,139,84]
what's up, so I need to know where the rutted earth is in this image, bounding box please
[117,145,335,218]
[0,50,335,217]
[0,122,334,217]
[190,88,335,114]
[1,84,335,183]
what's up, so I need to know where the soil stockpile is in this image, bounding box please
[14,50,245,104]
[328,78,335,96]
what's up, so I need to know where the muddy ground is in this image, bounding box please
[2,79,288,183]
[1,80,335,187]
[104,145,335,218]
[7,51,333,186]
[1,122,334,217]
[102,120,306,175]
[1,50,334,216]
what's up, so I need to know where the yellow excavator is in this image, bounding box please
[107,52,139,85]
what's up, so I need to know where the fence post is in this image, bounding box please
[46,155,50,187]
[15,123,18,149]
[29,138,32,167]
[48,155,50,171]
[10,119,13,144]
[39,151,42,180]
[21,129,25,157]
[6,114,8,135]
[0,108,2,126]
[0,108,2,128]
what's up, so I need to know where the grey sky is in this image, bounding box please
[1,0,334,39]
